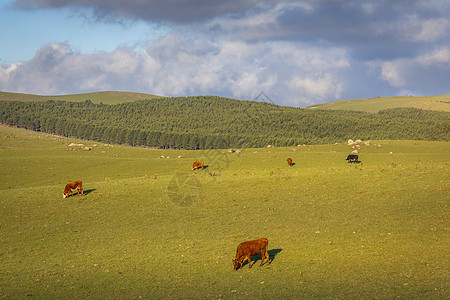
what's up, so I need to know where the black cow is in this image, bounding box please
[346,154,359,163]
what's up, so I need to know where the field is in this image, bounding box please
[307,95,450,112]
[0,125,448,299]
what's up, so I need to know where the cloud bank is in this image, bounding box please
[2,0,450,106]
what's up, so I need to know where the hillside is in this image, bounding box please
[307,95,450,113]
[0,91,159,105]
[1,96,448,149]
[2,91,449,112]
[2,91,450,112]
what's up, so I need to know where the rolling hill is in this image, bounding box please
[1,91,450,112]
[0,91,159,105]
[306,95,450,113]
[1,95,448,149]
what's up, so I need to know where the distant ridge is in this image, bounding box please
[1,95,448,149]
[0,91,159,105]
[2,91,449,112]
[306,95,450,113]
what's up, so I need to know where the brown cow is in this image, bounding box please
[232,238,270,270]
[287,158,293,166]
[63,181,83,198]
[191,160,204,170]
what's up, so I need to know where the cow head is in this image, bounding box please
[63,193,67,198]
[232,259,241,271]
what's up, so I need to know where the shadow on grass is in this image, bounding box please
[82,189,96,196]
[65,189,95,198]
[193,165,209,171]
[268,248,283,262]
[241,248,283,268]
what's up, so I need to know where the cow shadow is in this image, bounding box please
[347,160,362,164]
[193,165,209,171]
[268,248,283,261]
[290,162,296,167]
[83,189,96,196]
[241,248,283,268]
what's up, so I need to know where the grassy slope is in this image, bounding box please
[0,91,159,105]
[0,125,448,299]
[307,95,450,112]
[2,91,450,112]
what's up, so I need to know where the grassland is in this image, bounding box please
[307,95,450,112]
[0,91,158,105]
[0,125,448,299]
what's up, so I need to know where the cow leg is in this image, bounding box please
[247,255,252,268]
[260,250,270,266]
[265,251,270,265]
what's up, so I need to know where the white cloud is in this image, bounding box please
[380,61,406,87]
[415,18,449,42]
[418,47,450,65]
[401,16,450,42]
[0,38,352,105]
[288,73,344,105]
[377,46,450,92]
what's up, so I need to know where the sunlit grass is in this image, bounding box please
[312,95,450,112]
[0,125,448,298]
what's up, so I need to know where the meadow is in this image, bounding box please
[0,125,448,299]
[308,95,450,112]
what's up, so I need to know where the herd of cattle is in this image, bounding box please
[63,153,360,270]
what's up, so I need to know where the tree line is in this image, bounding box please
[0,96,448,149]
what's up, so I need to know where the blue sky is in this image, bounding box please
[0,1,161,64]
[1,0,449,106]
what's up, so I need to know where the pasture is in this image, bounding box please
[308,95,450,112]
[0,125,448,299]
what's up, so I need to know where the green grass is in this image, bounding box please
[307,95,450,112]
[0,125,448,299]
[0,91,159,105]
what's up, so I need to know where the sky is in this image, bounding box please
[0,0,449,107]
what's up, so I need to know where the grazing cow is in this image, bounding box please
[191,160,204,170]
[346,154,359,163]
[63,181,83,198]
[232,238,270,271]
[287,157,293,166]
